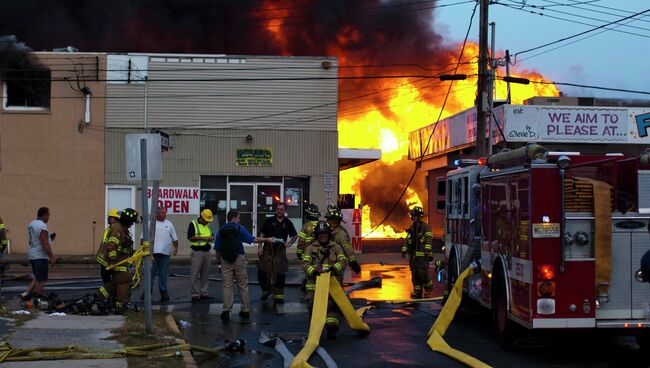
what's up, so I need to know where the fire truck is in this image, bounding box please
[442,144,650,348]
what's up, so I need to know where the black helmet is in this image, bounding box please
[325,208,343,222]
[305,204,320,219]
[313,221,332,236]
[409,206,425,217]
[120,208,139,226]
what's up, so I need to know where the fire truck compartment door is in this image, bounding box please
[596,218,650,320]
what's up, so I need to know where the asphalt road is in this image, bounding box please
[1,263,649,368]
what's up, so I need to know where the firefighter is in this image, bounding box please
[0,215,7,276]
[402,206,434,299]
[325,207,362,274]
[302,221,347,339]
[297,204,320,260]
[96,208,138,311]
[101,209,121,284]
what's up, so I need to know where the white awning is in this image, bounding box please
[338,148,382,171]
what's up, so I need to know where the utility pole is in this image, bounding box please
[476,0,490,157]
[487,22,496,155]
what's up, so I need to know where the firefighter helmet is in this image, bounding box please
[107,208,120,218]
[120,208,139,226]
[314,221,332,236]
[305,204,320,219]
[325,208,343,222]
[409,206,425,217]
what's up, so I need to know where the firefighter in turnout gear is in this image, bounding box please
[302,221,348,339]
[402,206,434,299]
[297,204,320,260]
[96,208,138,311]
[325,207,361,274]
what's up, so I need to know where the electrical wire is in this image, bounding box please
[362,1,479,238]
[496,2,650,44]
[508,5,650,58]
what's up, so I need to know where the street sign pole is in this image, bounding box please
[140,139,153,334]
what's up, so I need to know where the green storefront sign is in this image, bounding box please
[236,148,272,166]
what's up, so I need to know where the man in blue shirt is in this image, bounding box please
[214,210,271,322]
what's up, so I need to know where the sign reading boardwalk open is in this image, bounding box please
[236,148,272,166]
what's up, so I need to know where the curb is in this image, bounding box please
[165,313,198,368]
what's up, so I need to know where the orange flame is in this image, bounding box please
[340,42,559,239]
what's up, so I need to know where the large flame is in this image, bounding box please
[339,42,559,238]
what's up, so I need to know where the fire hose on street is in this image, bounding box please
[290,272,370,368]
[427,261,491,368]
[0,339,246,363]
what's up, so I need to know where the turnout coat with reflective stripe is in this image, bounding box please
[302,240,347,291]
[96,222,133,272]
[402,220,433,258]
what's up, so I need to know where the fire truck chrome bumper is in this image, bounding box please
[596,320,650,329]
[532,318,595,328]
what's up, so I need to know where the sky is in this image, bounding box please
[435,0,650,98]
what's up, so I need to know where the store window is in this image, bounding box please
[3,70,51,110]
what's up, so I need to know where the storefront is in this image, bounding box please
[104,53,339,255]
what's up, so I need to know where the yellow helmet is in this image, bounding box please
[107,208,120,218]
[200,209,214,222]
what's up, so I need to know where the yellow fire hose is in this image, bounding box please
[0,341,192,363]
[290,272,370,368]
[106,241,151,288]
[427,264,491,368]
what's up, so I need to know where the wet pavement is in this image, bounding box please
[1,260,650,367]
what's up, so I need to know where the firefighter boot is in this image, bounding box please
[410,286,422,299]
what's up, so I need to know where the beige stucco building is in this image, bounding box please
[1,52,343,256]
[0,52,107,255]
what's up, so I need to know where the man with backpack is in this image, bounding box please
[214,210,272,322]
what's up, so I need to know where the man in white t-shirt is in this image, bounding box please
[147,206,178,302]
[24,207,54,297]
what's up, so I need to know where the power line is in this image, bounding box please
[538,0,650,24]
[504,0,650,31]
[363,0,479,238]
[509,6,650,58]
[496,2,650,42]
[525,79,650,96]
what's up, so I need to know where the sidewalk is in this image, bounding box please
[0,312,127,367]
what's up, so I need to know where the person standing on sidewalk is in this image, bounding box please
[215,210,272,322]
[101,209,121,284]
[96,208,139,311]
[147,206,178,302]
[401,206,434,299]
[258,202,297,303]
[23,207,54,297]
[187,209,215,302]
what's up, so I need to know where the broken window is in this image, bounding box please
[3,70,51,109]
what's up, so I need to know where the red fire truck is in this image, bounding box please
[442,144,650,348]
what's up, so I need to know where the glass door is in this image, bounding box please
[228,184,255,236]
[257,184,283,235]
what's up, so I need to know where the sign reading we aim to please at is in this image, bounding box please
[236,148,272,167]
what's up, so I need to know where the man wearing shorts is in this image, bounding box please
[24,207,54,297]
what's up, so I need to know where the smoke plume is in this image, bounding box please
[0,0,458,230]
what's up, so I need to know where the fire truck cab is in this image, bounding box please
[443,144,650,348]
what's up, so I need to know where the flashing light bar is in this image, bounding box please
[453,158,487,167]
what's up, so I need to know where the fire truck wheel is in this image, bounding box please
[492,271,517,349]
[444,252,459,304]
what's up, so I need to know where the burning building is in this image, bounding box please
[0,0,565,253]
